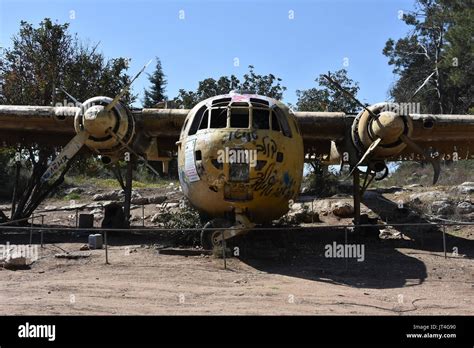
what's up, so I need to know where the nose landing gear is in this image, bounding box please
[200,214,254,250]
[201,218,232,250]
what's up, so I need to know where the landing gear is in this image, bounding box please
[201,213,254,250]
[109,155,134,229]
[352,167,382,239]
[201,218,232,250]
[123,156,133,228]
[352,168,361,229]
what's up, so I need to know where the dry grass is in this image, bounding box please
[372,161,474,188]
[65,176,174,189]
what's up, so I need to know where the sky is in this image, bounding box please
[0,0,416,108]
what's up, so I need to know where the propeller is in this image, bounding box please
[40,60,153,184]
[322,74,441,185]
[40,131,88,182]
[104,59,153,112]
[323,73,378,120]
[348,137,382,175]
[58,86,83,107]
[400,134,440,184]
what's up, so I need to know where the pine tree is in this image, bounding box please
[383,0,473,114]
[143,57,167,107]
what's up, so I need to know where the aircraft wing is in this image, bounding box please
[134,108,189,150]
[294,110,474,163]
[0,105,189,152]
[293,111,347,158]
[1,103,473,164]
[0,106,77,146]
[395,113,474,160]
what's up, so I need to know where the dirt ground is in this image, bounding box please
[1,184,473,315]
[1,223,473,315]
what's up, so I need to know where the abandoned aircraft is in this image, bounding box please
[0,69,473,248]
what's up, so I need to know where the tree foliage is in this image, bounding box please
[0,18,135,106]
[383,0,473,114]
[0,18,137,219]
[173,65,286,108]
[295,69,361,113]
[143,57,167,107]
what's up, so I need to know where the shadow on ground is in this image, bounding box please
[1,192,472,290]
[236,192,472,290]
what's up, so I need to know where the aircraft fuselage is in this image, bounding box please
[177,93,304,224]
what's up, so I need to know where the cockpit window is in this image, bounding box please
[198,109,209,130]
[230,108,249,128]
[212,97,231,106]
[181,119,189,137]
[271,112,280,132]
[188,105,207,135]
[250,98,270,107]
[252,108,270,129]
[210,107,228,128]
[273,106,292,138]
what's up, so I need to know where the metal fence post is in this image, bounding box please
[344,227,348,271]
[104,230,109,265]
[40,215,44,248]
[442,225,447,259]
[222,230,226,270]
[29,214,34,245]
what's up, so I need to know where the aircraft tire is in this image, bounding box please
[201,218,232,250]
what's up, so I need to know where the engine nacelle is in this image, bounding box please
[351,102,413,159]
[74,96,135,159]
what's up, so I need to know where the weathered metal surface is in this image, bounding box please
[293,111,346,141]
[409,114,474,141]
[0,105,77,134]
[177,95,304,224]
[393,114,474,161]
[136,108,189,137]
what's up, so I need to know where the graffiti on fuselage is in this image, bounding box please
[250,163,296,199]
[225,130,258,143]
[222,129,294,199]
[273,172,296,200]
[256,136,277,159]
[250,162,278,196]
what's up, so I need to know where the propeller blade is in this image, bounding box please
[400,134,441,185]
[348,137,382,176]
[40,131,88,183]
[322,73,379,120]
[105,59,153,112]
[412,71,435,98]
[58,86,83,107]
[105,128,162,177]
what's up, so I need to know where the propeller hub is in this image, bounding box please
[352,103,413,159]
[83,105,116,137]
[370,111,405,144]
[74,96,135,156]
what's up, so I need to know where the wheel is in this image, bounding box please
[201,218,232,250]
